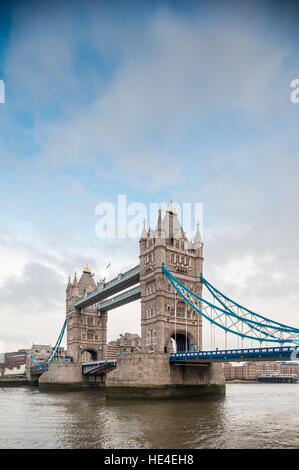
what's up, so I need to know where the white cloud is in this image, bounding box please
[1,2,299,352]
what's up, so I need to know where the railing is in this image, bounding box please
[30,357,72,375]
[30,364,48,375]
[75,264,140,307]
[170,346,297,361]
[82,360,116,375]
[98,285,141,311]
[104,265,140,289]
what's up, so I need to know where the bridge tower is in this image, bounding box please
[66,266,107,363]
[139,203,203,354]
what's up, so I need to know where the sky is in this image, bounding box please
[0,0,299,352]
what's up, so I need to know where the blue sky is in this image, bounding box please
[0,0,299,351]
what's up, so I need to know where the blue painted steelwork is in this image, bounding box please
[97,285,141,311]
[30,363,48,375]
[201,275,299,333]
[75,264,140,308]
[30,357,72,375]
[82,360,116,375]
[31,320,67,366]
[170,346,298,362]
[162,264,299,343]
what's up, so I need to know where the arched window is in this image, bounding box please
[87,330,94,340]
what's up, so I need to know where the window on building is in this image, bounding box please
[87,331,94,340]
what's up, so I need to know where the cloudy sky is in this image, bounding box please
[0,0,299,352]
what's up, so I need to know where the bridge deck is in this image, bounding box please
[75,265,140,309]
[97,285,141,311]
[170,346,298,363]
[82,360,116,375]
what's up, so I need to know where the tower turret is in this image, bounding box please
[72,272,79,299]
[139,202,203,354]
[66,276,72,292]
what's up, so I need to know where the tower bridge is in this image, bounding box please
[31,203,299,398]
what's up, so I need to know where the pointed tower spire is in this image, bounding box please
[66,276,72,292]
[140,218,147,240]
[72,271,80,298]
[73,271,78,286]
[83,264,91,274]
[168,199,176,214]
[156,208,163,238]
[194,223,203,249]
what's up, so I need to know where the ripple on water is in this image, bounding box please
[0,384,298,448]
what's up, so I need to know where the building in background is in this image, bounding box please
[223,361,299,381]
[107,333,142,360]
[3,364,26,378]
[5,349,27,369]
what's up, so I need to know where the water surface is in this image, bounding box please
[0,384,298,448]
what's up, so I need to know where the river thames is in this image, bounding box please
[0,384,298,449]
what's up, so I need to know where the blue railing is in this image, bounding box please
[75,264,140,307]
[97,285,141,311]
[170,346,298,362]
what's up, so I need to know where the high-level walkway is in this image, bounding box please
[74,265,140,309]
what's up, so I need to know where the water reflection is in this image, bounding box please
[0,385,298,448]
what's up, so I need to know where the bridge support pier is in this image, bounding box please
[105,353,225,399]
[39,363,83,390]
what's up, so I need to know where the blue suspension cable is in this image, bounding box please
[201,275,299,333]
[162,265,298,343]
[163,265,299,334]
[31,320,67,366]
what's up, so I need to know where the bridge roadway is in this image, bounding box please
[31,346,298,378]
[74,265,140,309]
[170,346,298,363]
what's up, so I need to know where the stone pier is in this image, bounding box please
[39,363,83,390]
[105,353,225,399]
[38,362,106,390]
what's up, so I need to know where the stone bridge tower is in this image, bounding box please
[66,266,107,363]
[139,203,203,354]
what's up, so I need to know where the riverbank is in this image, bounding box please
[0,377,29,387]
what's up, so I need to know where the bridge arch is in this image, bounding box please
[81,348,98,362]
[165,330,195,353]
